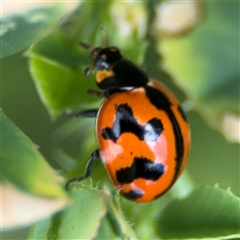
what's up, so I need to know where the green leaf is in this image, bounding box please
[1,109,65,198]
[25,1,148,117]
[28,186,107,239]
[159,1,239,138]
[56,186,107,239]
[27,218,51,240]
[27,48,97,117]
[1,2,75,58]
[94,213,120,240]
[28,185,138,239]
[158,185,240,239]
[52,113,100,180]
[105,194,138,239]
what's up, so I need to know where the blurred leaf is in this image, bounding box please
[94,213,120,239]
[1,109,65,198]
[52,115,99,180]
[197,75,240,143]
[187,111,239,195]
[120,197,161,240]
[2,184,67,230]
[1,2,78,58]
[27,218,51,240]
[158,185,240,239]
[158,1,239,140]
[92,189,139,239]
[28,186,107,239]
[56,186,107,239]
[27,46,97,117]
[26,1,148,118]
[28,185,138,239]
[105,194,138,239]
[51,148,77,171]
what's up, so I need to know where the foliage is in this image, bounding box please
[0,2,71,58]
[1,1,239,239]
[1,110,65,197]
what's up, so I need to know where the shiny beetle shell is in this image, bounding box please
[96,80,190,203]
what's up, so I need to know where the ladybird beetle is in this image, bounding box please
[66,44,190,203]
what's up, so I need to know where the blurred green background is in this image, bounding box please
[1,0,239,239]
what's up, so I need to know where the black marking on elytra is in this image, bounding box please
[122,189,143,200]
[144,85,184,181]
[102,104,163,142]
[116,157,165,184]
[75,109,98,118]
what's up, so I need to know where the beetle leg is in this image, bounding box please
[65,109,98,118]
[75,109,99,118]
[65,150,100,190]
[87,89,105,98]
[80,42,91,49]
[87,89,121,98]
[87,87,124,99]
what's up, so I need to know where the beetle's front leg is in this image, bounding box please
[65,150,100,190]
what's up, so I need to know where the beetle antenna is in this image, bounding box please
[79,42,94,76]
[80,42,91,49]
[84,64,94,77]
